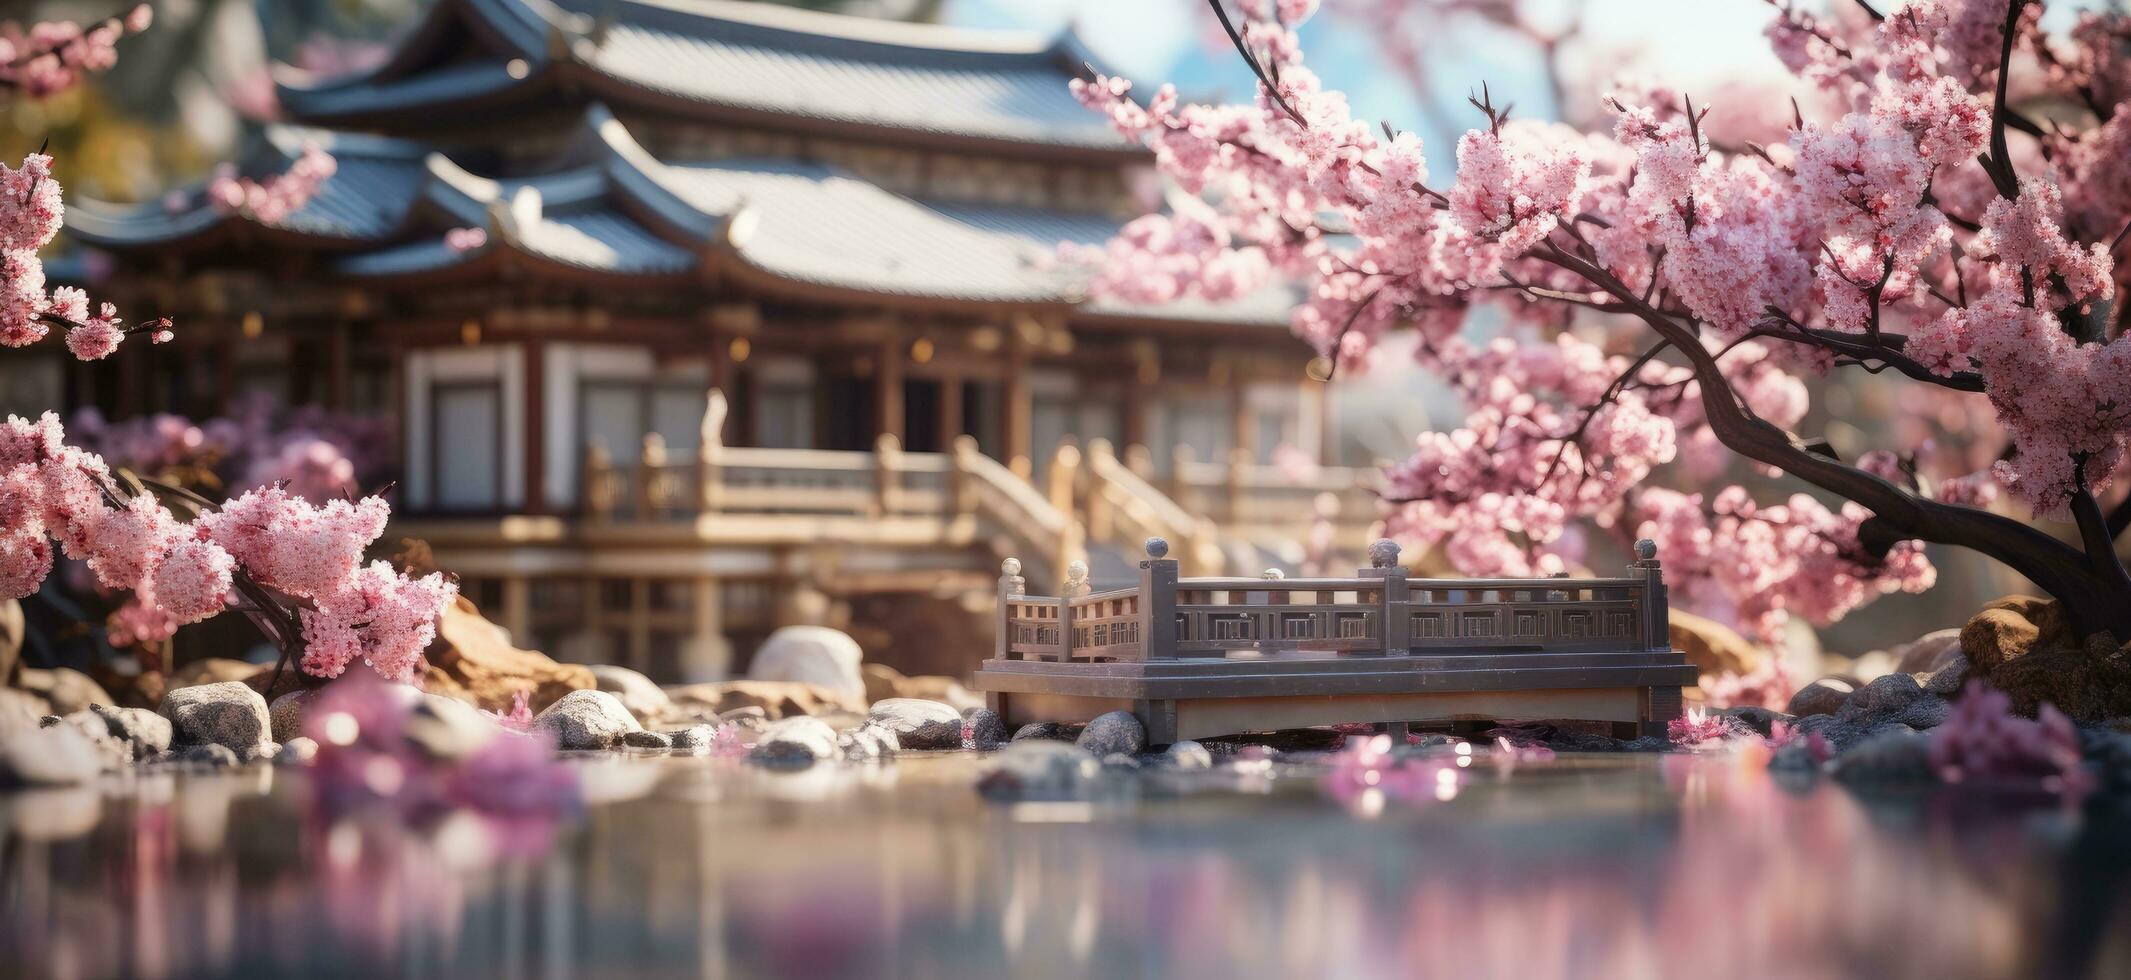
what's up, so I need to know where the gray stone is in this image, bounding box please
[90,705,171,759]
[747,625,866,700]
[1895,695,1951,731]
[1164,740,1214,769]
[0,724,106,785]
[403,695,501,761]
[1101,752,1141,769]
[749,716,838,769]
[1075,711,1145,757]
[1924,651,1970,697]
[1715,705,1791,738]
[47,712,130,771]
[1790,713,1872,751]
[1839,672,1925,724]
[275,736,319,765]
[978,740,1103,800]
[960,707,1008,749]
[269,689,324,744]
[865,698,962,747]
[836,726,894,762]
[1786,678,1856,718]
[532,690,642,749]
[856,722,899,754]
[158,682,271,755]
[668,725,719,753]
[15,667,112,716]
[1011,722,1073,743]
[176,743,241,767]
[590,664,674,724]
[1830,729,1936,786]
[621,729,672,749]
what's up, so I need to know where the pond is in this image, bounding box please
[4,750,2127,979]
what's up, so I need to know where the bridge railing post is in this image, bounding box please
[1632,538,1668,651]
[996,557,1026,661]
[1359,538,1409,656]
[874,433,901,516]
[1138,537,1179,661]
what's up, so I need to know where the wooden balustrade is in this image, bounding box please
[996,538,1671,663]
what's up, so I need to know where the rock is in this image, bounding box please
[1075,711,1146,757]
[855,722,899,754]
[620,729,672,750]
[1892,628,1966,674]
[978,741,1102,800]
[0,725,105,785]
[1894,695,1951,731]
[276,736,319,765]
[1960,595,2069,673]
[1830,729,1936,786]
[88,705,171,760]
[268,689,324,744]
[1101,752,1142,770]
[1164,740,1214,769]
[158,682,271,755]
[168,658,263,691]
[860,662,983,712]
[748,716,838,768]
[421,597,596,714]
[0,688,49,738]
[1011,722,1073,743]
[532,690,641,749]
[1786,678,1857,718]
[836,725,898,762]
[403,694,503,760]
[865,698,963,748]
[42,711,131,771]
[176,743,241,767]
[961,707,1007,750]
[668,726,719,753]
[1715,705,1791,738]
[1791,713,1872,751]
[665,679,866,721]
[1669,608,1763,678]
[748,626,866,700]
[1924,651,1971,697]
[1838,672,1925,724]
[1983,635,2131,723]
[591,665,674,724]
[716,706,771,737]
[14,667,113,716]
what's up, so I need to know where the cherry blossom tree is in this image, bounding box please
[1069,0,2131,647]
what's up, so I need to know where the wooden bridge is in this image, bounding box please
[975,538,1696,745]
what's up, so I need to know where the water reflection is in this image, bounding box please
[4,752,2127,978]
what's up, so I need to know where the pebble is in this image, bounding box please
[275,736,319,766]
[1715,706,1791,738]
[1164,740,1214,769]
[532,690,642,749]
[865,698,962,749]
[1838,673,1925,724]
[748,716,838,769]
[961,707,1008,750]
[668,726,719,753]
[1011,722,1073,743]
[176,744,242,767]
[621,730,673,749]
[159,682,272,756]
[590,664,674,724]
[89,705,172,760]
[1075,711,1146,757]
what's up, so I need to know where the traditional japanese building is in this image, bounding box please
[51,0,1381,679]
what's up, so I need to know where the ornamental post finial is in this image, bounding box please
[1367,538,1401,569]
[1144,537,1170,559]
[1634,538,1659,566]
[1002,557,1022,577]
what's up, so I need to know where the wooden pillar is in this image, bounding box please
[502,577,532,646]
[937,371,964,451]
[1121,380,1146,453]
[1308,377,1332,465]
[1005,338,1031,472]
[523,339,547,514]
[876,335,905,444]
[1230,382,1256,464]
[679,576,731,682]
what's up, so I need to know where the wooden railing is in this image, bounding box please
[578,390,1084,576]
[997,538,1670,663]
[1168,450,1383,543]
[1074,439,1224,576]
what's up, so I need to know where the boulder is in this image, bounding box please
[1838,672,1925,724]
[421,598,595,714]
[978,741,1102,800]
[620,729,672,750]
[1075,711,1146,757]
[1895,695,1951,731]
[1668,609,1762,678]
[1786,678,1857,718]
[665,680,866,721]
[1959,595,2072,673]
[1924,651,1971,697]
[748,626,866,700]
[860,663,983,712]
[532,690,641,749]
[865,698,963,749]
[158,682,271,756]
[590,665,674,723]
[169,658,263,691]
[961,707,1008,750]
[1984,636,2131,722]
[89,704,172,760]
[15,667,113,716]
[0,724,105,785]
[1892,628,1966,674]
[749,716,838,768]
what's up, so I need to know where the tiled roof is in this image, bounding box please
[276,0,1135,154]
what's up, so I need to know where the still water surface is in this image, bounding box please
[4,751,2127,979]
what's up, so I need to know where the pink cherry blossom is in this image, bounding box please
[299,560,459,682]
[0,7,151,97]
[205,142,337,225]
[150,537,236,624]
